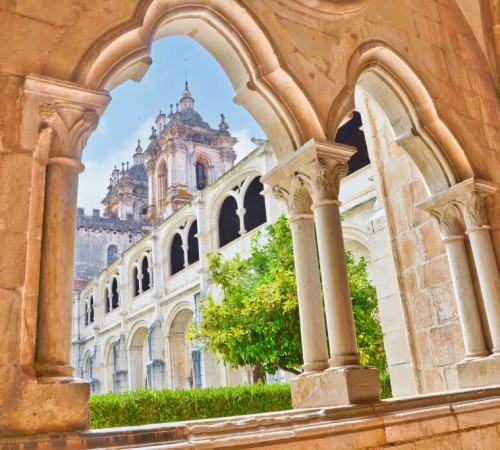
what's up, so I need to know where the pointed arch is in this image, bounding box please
[327,42,474,195]
[187,220,199,265]
[77,0,327,161]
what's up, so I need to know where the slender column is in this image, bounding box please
[459,191,500,353]
[273,179,329,372]
[310,160,359,366]
[428,205,488,358]
[36,156,84,379]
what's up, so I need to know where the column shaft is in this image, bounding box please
[443,236,488,357]
[288,214,329,372]
[36,158,82,379]
[312,200,359,366]
[467,228,500,353]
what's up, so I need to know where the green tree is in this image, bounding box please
[189,215,390,395]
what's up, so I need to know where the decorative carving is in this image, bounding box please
[39,102,56,121]
[271,173,312,215]
[310,158,348,202]
[34,125,53,164]
[455,191,490,230]
[427,203,464,240]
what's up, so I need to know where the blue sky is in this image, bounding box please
[78,36,264,212]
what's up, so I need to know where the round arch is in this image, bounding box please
[76,0,326,161]
[327,42,475,195]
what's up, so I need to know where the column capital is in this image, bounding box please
[22,75,110,161]
[418,177,497,232]
[262,138,356,212]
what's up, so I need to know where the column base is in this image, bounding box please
[1,366,90,437]
[457,356,500,389]
[290,365,381,408]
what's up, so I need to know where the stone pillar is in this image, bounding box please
[272,177,329,373]
[12,75,110,435]
[426,204,488,359]
[310,160,360,366]
[457,190,500,353]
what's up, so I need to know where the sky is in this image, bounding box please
[78,36,265,212]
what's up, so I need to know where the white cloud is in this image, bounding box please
[78,119,154,213]
[232,128,257,162]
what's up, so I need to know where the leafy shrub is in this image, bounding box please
[90,384,292,429]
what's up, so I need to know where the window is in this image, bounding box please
[133,266,139,297]
[89,296,95,323]
[158,161,168,200]
[111,277,119,309]
[142,256,151,291]
[84,301,89,326]
[170,233,184,275]
[107,245,118,265]
[195,162,207,190]
[187,221,199,265]
[104,287,110,313]
[243,177,267,232]
[218,195,239,247]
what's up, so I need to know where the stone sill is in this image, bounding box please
[3,385,500,448]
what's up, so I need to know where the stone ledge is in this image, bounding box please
[290,366,381,408]
[3,386,500,448]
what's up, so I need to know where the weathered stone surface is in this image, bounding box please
[290,366,381,408]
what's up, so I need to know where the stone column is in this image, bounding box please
[427,204,488,358]
[272,177,329,373]
[310,160,360,366]
[457,190,500,353]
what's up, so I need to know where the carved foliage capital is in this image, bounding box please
[454,190,491,230]
[271,173,312,215]
[427,203,464,239]
[310,158,348,202]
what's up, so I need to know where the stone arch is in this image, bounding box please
[127,322,150,390]
[328,42,475,195]
[193,150,214,189]
[102,336,119,393]
[76,0,326,161]
[342,223,371,262]
[82,350,92,381]
[166,304,194,390]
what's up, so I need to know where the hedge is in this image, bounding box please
[90,384,292,429]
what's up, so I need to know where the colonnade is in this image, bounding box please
[262,139,381,407]
[420,180,500,386]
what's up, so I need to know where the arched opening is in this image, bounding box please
[195,162,208,190]
[129,326,149,390]
[84,302,89,326]
[335,111,370,175]
[243,177,267,232]
[111,277,119,310]
[89,296,95,323]
[170,233,184,275]
[141,256,151,291]
[157,160,168,203]
[219,196,239,247]
[107,245,118,265]
[187,221,199,265]
[168,308,194,390]
[132,266,139,297]
[104,287,110,314]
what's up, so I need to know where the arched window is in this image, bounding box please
[132,266,139,297]
[158,160,168,201]
[334,111,370,175]
[84,301,89,326]
[107,245,118,265]
[104,287,110,313]
[170,233,184,275]
[142,256,151,291]
[195,162,207,190]
[89,296,95,323]
[111,277,119,309]
[219,195,239,247]
[187,220,199,265]
[243,177,267,232]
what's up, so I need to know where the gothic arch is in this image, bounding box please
[169,231,185,276]
[242,176,267,233]
[327,42,475,195]
[76,0,326,161]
